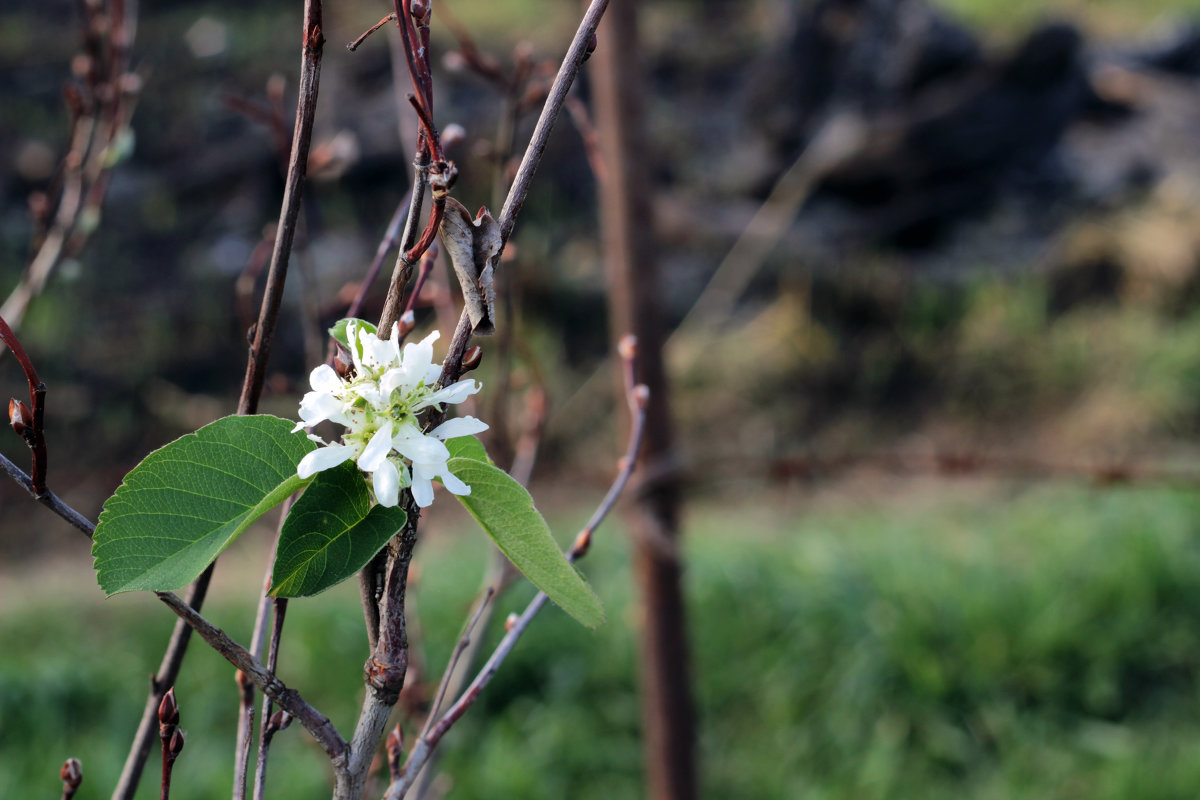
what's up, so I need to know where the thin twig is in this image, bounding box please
[0,452,94,536]
[237,0,326,415]
[252,598,289,800]
[436,0,612,388]
[388,370,648,799]
[422,586,496,732]
[155,591,348,765]
[60,758,83,800]
[347,12,397,52]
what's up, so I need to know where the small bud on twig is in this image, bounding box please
[397,310,416,340]
[572,528,593,557]
[168,729,185,759]
[633,384,651,409]
[441,123,467,152]
[618,334,638,361]
[60,758,83,799]
[158,687,180,733]
[461,345,483,372]
[387,723,404,780]
[9,398,32,437]
[584,32,598,61]
[505,613,519,631]
[270,709,293,731]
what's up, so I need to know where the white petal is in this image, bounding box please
[379,367,408,398]
[392,425,450,463]
[362,331,395,371]
[430,416,489,440]
[358,422,394,472]
[439,467,471,496]
[401,331,439,379]
[410,474,435,508]
[298,391,348,428]
[415,379,480,410]
[372,459,400,507]
[297,443,357,479]
[309,364,342,393]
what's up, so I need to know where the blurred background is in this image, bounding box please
[9,0,1200,797]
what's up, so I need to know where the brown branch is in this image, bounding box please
[347,13,397,52]
[1,314,48,494]
[155,591,348,764]
[237,0,326,415]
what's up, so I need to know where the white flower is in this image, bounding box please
[294,320,487,508]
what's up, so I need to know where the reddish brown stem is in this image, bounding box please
[347,12,397,52]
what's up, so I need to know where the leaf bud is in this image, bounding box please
[9,398,32,436]
[441,123,466,152]
[168,729,186,759]
[632,384,651,409]
[617,334,638,361]
[505,612,519,631]
[397,310,416,340]
[387,723,404,756]
[583,32,598,62]
[60,758,83,788]
[158,687,180,731]
[572,528,592,557]
[462,345,483,372]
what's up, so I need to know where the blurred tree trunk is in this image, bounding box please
[592,2,698,799]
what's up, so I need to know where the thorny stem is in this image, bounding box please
[155,591,348,764]
[437,0,612,389]
[388,359,649,798]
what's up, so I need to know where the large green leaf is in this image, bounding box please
[271,462,408,597]
[92,415,315,595]
[448,457,605,628]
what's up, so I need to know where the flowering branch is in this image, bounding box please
[391,337,648,796]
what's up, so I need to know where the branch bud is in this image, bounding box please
[168,729,186,759]
[505,612,519,631]
[9,398,32,437]
[584,32,598,62]
[397,310,416,340]
[387,724,404,778]
[441,123,467,152]
[461,345,483,372]
[572,528,592,557]
[617,334,638,361]
[632,384,651,409]
[269,709,293,732]
[157,687,180,734]
[60,758,83,789]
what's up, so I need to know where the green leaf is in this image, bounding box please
[271,462,408,597]
[329,318,375,356]
[445,435,492,464]
[447,457,604,628]
[92,415,315,595]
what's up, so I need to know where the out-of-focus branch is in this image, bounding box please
[155,591,348,764]
[436,0,611,387]
[238,0,326,415]
[388,344,648,798]
[3,0,140,329]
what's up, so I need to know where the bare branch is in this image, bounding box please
[388,351,648,798]
[155,591,348,765]
[437,0,612,388]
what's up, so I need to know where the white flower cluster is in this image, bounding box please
[294,320,487,508]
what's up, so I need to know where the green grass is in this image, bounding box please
[931,0,1200,35]
[7,485,1200,797]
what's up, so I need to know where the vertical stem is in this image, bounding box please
[238,0,326,415]
[591,1,697,798]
